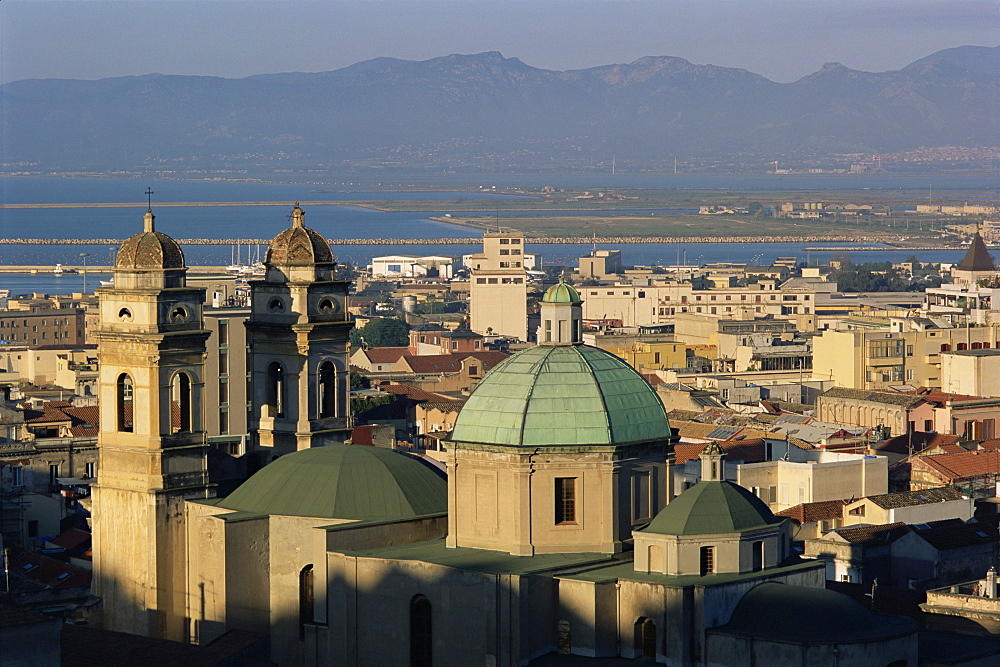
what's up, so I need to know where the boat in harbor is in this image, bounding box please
[53,264,64,275]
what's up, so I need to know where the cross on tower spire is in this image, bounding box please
[145,187,154,211]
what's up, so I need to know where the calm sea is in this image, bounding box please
[0,175,993,296]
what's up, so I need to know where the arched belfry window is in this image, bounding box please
[170,372,192,433]
[299,564,314,640]
[318,361,336,419]
[117,373,134,432]
[267,362,285,418]
[410,594,432,667]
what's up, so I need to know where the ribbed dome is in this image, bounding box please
[265,204,335,266]
[542,282,581,303]
[718,583,917,642]
[642,481,783,535]
[116,210,184,270]
[217,445,447,520]
[449,345,670,447]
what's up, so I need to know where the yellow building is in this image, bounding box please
[812,324,1000,390]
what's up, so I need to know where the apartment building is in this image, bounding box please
[468,232,529,341]
[580,279,818,330]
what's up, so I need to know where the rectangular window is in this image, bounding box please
[218,319,229,345]
[85,462,96,478]
[700,546,715,576]
[499,238,509,244]
[12,466,22,487]
[488,278,498,284]
[510,238,521,244]
[476,278,486,284]
[632,471,651,521]
[752,541,764,571]
[219,378,229,404]
[28,520,38,538]
[555,477,576,524]
[499,249,510,255]
[219,348,229,376]
[49,464,59,485]
[219,408,229,435]
[499,262,509,268]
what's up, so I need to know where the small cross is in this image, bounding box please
[145,187,154,210]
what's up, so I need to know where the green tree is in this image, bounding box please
[349,317,410,348]
[748,201,764,217]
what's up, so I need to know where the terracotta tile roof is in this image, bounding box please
[776,499,850,524]
[909,518,999,551]
[877,432,960,456]
[831,522,909,544]
[9,550,91,588]
[820,387,925,407]
[642,373,664,386]
[24,408,72,424]
[914,450,1000,483]
[48,528,92,554]
[400,351,508,374]
[363,346,410,363]
[864,487,965,509]
[674,437,770,465]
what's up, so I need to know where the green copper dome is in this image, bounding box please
[642,481,783,535]
[218,444,446,520]
[449,345,670,447]
[542,282,582,303]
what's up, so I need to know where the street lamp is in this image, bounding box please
[79,253,90,294]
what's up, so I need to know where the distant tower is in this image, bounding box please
[91,207,212,640]
[247,204,353,458]
[468,231,528,341]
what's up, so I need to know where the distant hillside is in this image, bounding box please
[1,48,997,172]
[909,45,1000,76]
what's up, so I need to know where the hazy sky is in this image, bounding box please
[1,0,996,85]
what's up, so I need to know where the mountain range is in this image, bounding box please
[1,46,996,172]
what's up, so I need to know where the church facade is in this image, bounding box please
[92,215,918,665]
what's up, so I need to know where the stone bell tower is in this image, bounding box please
[247,204,353,459]
[91,207,212,640]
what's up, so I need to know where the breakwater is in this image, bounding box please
[0,235,907,246]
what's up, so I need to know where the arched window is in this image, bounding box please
[410,594,432,667]
[299,564,314,640]
[318,361,336,419]
[117,373,134,432]
[634,617,656,660]
[267,362,285,418]
[170,372,192,433]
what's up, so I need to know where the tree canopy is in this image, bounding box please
[350,317,410,348]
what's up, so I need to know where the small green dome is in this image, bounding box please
[542,282,581,303]
[218,445,447,520]
[642,481,783,535]
[449,345,671,447]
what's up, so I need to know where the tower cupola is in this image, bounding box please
[539,280,583,345]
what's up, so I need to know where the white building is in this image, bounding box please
[369,254,454,279]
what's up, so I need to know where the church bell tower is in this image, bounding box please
[247,204,353,458]
[91,207,212,640]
